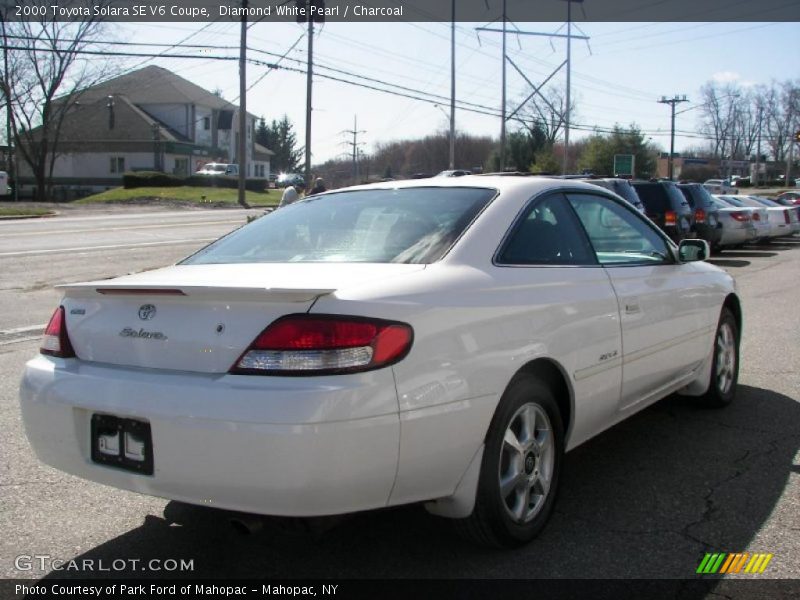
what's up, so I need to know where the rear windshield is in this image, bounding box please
[721,196,746,207]
[679,185,714,209]
[632,184,669,212]
[633,183,690,214]
[586,180,642,207]
[182,187,495,265]
[753,197,780,207]
[710,198,729,209]
[611,181,644,207]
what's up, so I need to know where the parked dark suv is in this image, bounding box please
[631,181,694,243]
[678,183,723,250]
[578,177,646,213]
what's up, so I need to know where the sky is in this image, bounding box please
[110,18,800,168]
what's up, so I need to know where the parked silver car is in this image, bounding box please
[716,195,771,242]
[748,196,800,236]
[709,197,756,248]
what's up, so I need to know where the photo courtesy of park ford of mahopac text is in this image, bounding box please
[2,0,800,599]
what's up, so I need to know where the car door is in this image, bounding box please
[492,192,623,447]
[566,192,712,414]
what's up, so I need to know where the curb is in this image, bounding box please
[0,211,59,220]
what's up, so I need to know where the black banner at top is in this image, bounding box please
[2,0,800,23]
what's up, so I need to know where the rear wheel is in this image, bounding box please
[454,375,564,548]
[699,308,739,408]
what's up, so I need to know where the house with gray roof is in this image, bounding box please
[19,66,273,196]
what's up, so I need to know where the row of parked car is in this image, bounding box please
[567,177,800,251]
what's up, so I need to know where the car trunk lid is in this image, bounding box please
[57,263,425,373]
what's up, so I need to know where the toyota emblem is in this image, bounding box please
[138,304,156,320]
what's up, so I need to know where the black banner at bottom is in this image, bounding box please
[2,579,800,600]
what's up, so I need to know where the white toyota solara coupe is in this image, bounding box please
[20,177,741,547]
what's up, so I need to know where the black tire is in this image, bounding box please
[699,307,739,408]
[454,374,564,548]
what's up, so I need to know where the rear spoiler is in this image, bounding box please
[55,283,335,303]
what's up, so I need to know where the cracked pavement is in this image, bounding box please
[0,210,798,588]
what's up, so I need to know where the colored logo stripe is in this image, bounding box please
[698,553,774,574]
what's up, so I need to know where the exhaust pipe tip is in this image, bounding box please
[229,515,265,535]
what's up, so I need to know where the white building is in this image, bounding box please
[19,66,273,196]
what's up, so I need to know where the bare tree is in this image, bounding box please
[1,4,112,200]
[513,85,576,146]
[699,79,799,164]
[697,81,743,160]
[761,80,800,163]
[732,91,758,160]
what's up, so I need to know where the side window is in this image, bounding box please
[567,193,671,266]
[498,193,596,265]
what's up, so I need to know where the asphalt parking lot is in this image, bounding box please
[0,209,798,587]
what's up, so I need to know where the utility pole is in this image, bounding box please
[2,22,16,201]
[304,9,314,187]
[237,0,249,208]
[342,115,365,185]
[563,0,572,175]
[500,0,507,171]
[754,103,762,187]
[299,1,325,187]
[658,95,688,180]
[449,0,455,171]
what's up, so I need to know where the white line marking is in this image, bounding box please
[0,323,47,335]
[0,335,41,346]
[0,238,217,257]
[0,209,258,226]
[1,219,242,237]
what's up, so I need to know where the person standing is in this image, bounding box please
[279,184,299,208]
[307,177,327,196]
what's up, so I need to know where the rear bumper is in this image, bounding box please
[19,356,401,516]
[719,226,751,247]
[768,222,792,238]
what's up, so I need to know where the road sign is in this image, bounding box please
[614,154,635,177]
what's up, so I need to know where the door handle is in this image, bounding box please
[625,303,640,314]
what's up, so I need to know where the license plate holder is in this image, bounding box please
[91,414,153,475]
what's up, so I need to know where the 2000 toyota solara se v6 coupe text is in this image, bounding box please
[20,177,741,547]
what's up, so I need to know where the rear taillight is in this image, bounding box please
[665,211,677,226]
[730,211,749,222]
[40,306,76,358]
[785,210,791,225]
[230,315,413,375]
[694,208,706,224]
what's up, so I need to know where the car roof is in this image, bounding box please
[327,174,614,197]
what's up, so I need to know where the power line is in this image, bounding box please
[4,42,778,147]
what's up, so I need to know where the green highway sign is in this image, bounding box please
[613,154,635,177]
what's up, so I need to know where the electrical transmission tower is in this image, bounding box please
[476,0,589,173]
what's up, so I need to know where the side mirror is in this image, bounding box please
[678,239,710,262]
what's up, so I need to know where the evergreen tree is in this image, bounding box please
[577,125,656,178]
[255,117,269,148]
[265,115,302,173]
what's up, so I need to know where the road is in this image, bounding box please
[0,207,259,332]
[0,208,798,585]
